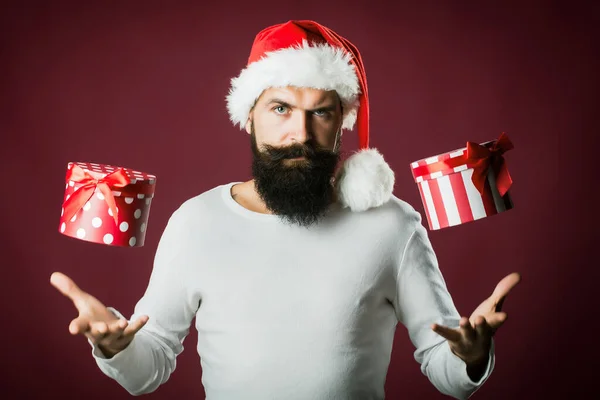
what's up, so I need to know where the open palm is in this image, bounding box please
[51,272,149,358]
[432,272,521,365]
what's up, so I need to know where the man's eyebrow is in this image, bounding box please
[264,98,337,112]
[309,96,338,111]
[265,98,293,108]
[310,104,338,112]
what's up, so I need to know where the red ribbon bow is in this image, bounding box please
[465,132,514,197]
[62,165,130,225]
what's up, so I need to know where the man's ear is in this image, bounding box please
[245,112,253,134]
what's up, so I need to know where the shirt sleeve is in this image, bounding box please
[89,205,200,395]
[393,213,495,400]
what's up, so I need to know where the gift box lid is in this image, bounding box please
[66,162,156,197]
[410,140,496,183]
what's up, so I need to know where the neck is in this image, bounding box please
[230,180,272,214]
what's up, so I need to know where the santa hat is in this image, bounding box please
[226,20,395,212]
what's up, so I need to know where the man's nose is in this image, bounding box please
[289,111,311,143]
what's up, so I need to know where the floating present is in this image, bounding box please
[410,133,514,230]
[58,162,156,246]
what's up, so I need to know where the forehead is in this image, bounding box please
[257,86,340,105]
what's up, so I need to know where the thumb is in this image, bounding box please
[491,272,521,304]
[50,272,85,306]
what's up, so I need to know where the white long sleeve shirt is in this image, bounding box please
[91,182,494,399]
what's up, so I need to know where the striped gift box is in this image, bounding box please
[410,134,514,230]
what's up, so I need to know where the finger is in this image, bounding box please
[50,272,86,305]
[83,330,107,346]
[431,323,462,342]
[459,316,476,341]
[491,272,521,306]
[98,318,128,343]
[122,315,149,337]
[69,317,90,335]
[473,315,486,326]
[474,315,493,337]
[486,312,508,329]
[89,321,110,341]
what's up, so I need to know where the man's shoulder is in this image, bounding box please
[381,195,420,215]
[374,194,421,219]
[361,194,424,233]
[170,182,236,220]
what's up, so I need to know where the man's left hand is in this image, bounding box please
[431,272,521,376]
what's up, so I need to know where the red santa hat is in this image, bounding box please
[226,20,395,212]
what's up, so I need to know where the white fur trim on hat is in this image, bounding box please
[226,40,360,130]
[335,148,395,212]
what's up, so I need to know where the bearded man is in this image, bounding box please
[51,20,520,400]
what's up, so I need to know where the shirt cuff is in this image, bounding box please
[446,338,496,389]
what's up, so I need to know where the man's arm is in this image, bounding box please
[393,212,494,400]
[90,204,200,395]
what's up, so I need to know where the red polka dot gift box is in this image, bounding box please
[410,132,515,231]
[58,162,156,247]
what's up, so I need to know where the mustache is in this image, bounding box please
[260,142,334,162]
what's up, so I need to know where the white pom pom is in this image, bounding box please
[335,148,395,212]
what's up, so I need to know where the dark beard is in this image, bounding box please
[250,129,340,227]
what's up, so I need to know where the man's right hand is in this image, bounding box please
[50,271,149,358]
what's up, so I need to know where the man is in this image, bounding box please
[51,20,520,399]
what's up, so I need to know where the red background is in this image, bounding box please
[1,1,596,398]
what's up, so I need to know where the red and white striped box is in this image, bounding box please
[58,162,157,247]
[410,133,514,230]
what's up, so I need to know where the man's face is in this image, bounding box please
[246,86,344,227]
[246,86,343,153]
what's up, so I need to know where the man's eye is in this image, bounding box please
[313,110,330,118]
[273,106,287,114]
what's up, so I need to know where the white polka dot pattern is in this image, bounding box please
[59,161,156,247]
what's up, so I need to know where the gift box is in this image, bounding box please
[410,133,514,230]
[58,162,156,247]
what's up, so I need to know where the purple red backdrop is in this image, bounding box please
[1,1,596,398]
